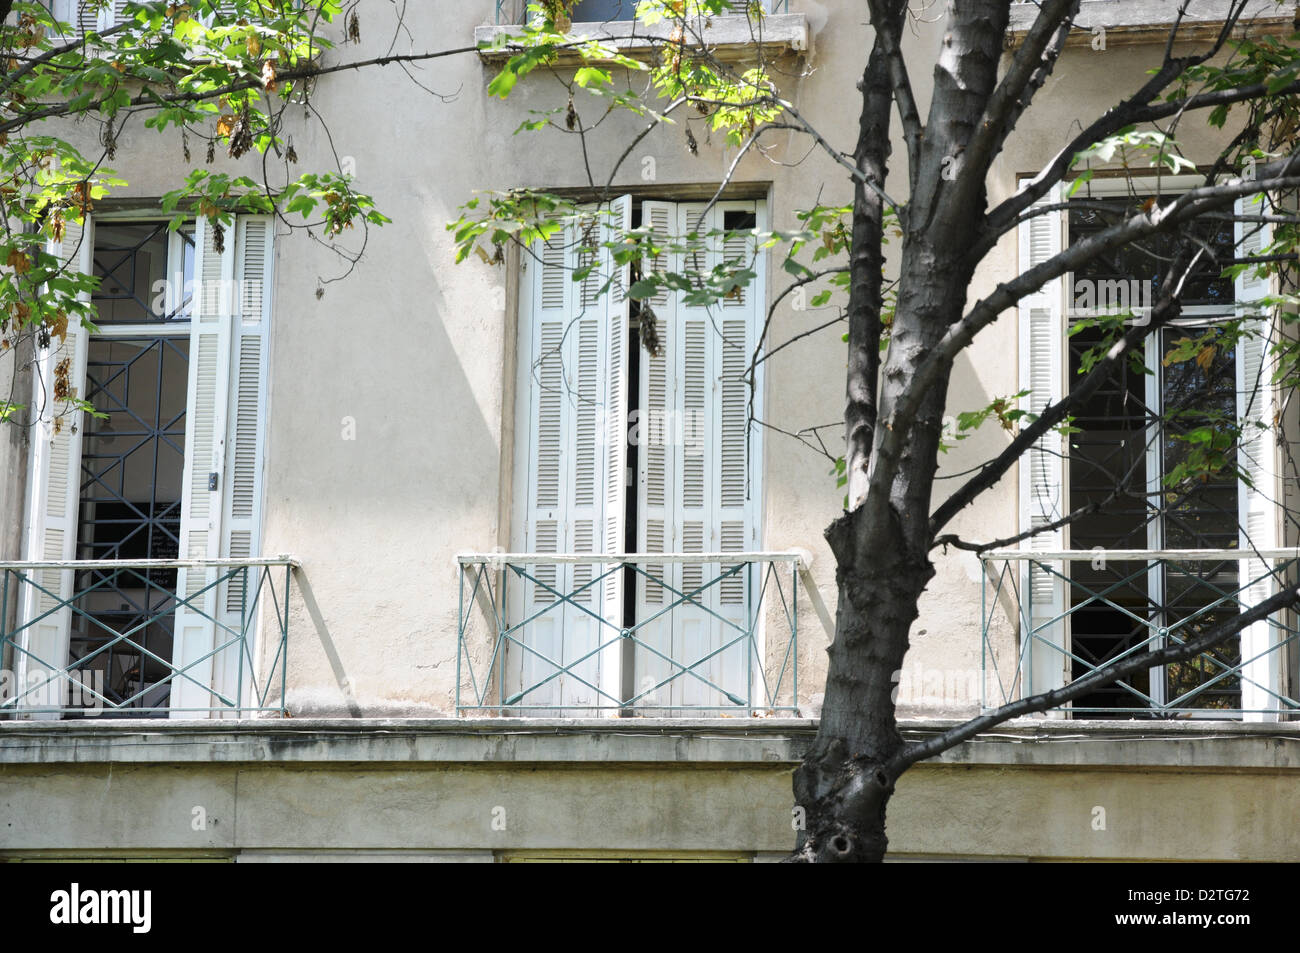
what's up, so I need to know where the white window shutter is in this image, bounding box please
[73,0,99,35]
[16,214,92,715]
[515,213,567,712]
[641,200,763,710]
[598,194,632,706]
[1234,193,1280,721]
[712,201,763,706]
[515,197,631,713]
[633,199,677,712]
[210,215,272,714]
[1016,182,1068,699]
[171,214,234,717]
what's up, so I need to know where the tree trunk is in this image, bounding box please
[791,515,932,862]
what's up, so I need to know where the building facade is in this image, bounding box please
[1,0,1298,861]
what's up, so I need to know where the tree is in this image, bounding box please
[0,0,427,424]
[455,0,1300,862]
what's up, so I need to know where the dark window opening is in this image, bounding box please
[1065,196,1241,716]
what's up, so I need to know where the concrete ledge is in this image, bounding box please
[1008,0,1295,46]
[473,13,809,64]
[4,718,1298,858]
[2,716,1298,770]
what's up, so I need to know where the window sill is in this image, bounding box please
[474,13,810,65]
[1007,0,1294,47]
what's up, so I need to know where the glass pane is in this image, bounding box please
[1060,282,1244,714]
[91,220,196,324]
[71,336,189,716]
[1069,195,1235,311]
[571,0,638,19]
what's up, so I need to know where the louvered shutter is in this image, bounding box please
[598,194,632,706]
[1017,182,1068,699]
[632,200,763,710]
[515,212,567,712]
[1234,194,1280,721]
[633,200,676,711]
[16,215,92,715]
[73,0,100,35]
[716,202,759,704]
[211,215,272,715]
[515,197,631,713]
[564,208,605,709]
[171,214,234,716]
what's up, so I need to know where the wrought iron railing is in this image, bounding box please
[457,550,823,715]
[493,0,790,25]
[0,557,295,718]
[980,549,1300,719]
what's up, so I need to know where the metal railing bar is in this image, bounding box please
[459,551,806,566]
[0,557,298,571]
[986,548,1300,561]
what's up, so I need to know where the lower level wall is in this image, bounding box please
[1,719,1296,861]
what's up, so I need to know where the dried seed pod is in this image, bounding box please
[639,305,662,358]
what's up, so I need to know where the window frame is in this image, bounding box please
[16,208,275,719]
[1016,172,1285,717]
[506,193,769,713]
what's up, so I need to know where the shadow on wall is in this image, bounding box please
[292,568,363,718]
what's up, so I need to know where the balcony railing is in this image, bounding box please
[0,558,295,718]
[457,550,822,715]
[980,549,1300,719]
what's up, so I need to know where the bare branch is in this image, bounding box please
[892,582,1300,773]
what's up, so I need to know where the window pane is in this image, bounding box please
[91,220,196,324]
[1069,195,1235,310]
[571,0,638,19]
[72,336,189,715]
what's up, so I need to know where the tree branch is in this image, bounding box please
[891,580,1300,773]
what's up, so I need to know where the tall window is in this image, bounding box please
[18,213,273,718]
[1017,178,1282,717]
[510,195,766,712]
[1065,195,1242,713]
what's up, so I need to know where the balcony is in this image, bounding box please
[456,550,822,716]
[0,557,295,719]
[980,549,1300,719]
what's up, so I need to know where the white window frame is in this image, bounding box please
[17,209,273,719]
[1017,172,1284,718]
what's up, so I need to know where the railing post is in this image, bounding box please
[456,561,463,715]
[980,556,987,711]
[746,560,753,711]
[1025,557,1034,699]
[281,562,291,717]
[498,561,507,716]
[236,566,247,719]
[792,556,798,715]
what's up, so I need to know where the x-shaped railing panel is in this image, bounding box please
[456,552,813,715]
[981,550,1300,717]
[0,558,294,716]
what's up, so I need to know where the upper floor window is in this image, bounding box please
[509,194,767,713]
[1016,177,1286,718]
[91,219,196,324]
[13,212,273,719]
